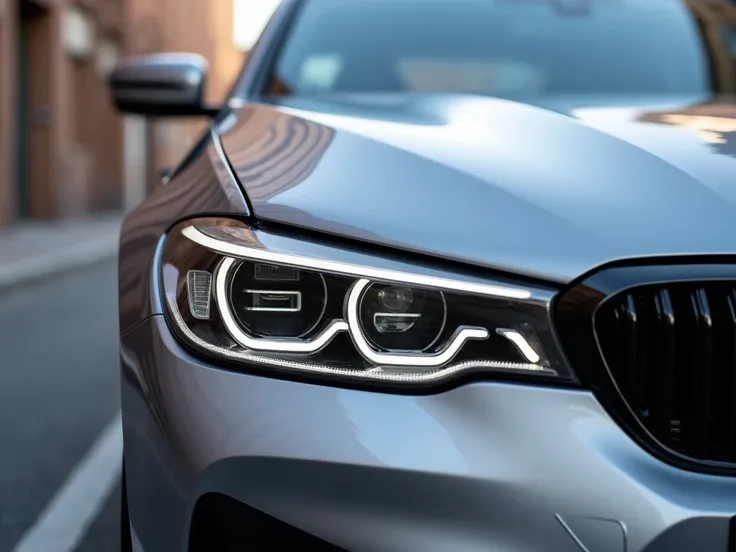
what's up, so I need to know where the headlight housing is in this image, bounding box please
[160,217,576,388]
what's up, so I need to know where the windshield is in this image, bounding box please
[264,0,714,98]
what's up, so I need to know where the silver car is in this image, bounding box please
[112,0,736,550]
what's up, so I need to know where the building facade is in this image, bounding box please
[0,0,126,226]
[0,0,244,227]
[124,0,244,201]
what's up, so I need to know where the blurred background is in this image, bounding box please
[0,1,278,550]
[0,0,281,222]
[1,0,736,550]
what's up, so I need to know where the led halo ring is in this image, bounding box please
[345,279,490,368]
[214,257,348,354]
[215,257,491,366]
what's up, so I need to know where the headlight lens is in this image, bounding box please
[160,218,576,388]
[358,282,447,352]
[228,259,328,339]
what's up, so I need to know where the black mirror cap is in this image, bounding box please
[108,53,216,117]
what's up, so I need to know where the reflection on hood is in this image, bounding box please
[638,101,736,156]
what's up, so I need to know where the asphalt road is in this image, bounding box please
[0,260,121,551]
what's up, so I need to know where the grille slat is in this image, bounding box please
[652,289,675,443]
[622,296,639,406]
[728,292,736,460]
[597,281,736,466]
[690,288,713,456]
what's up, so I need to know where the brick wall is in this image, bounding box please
[0,0,240,226]
[125,0,245,178]
[0,0,125,226]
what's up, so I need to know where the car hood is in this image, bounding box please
[217,93,736,284]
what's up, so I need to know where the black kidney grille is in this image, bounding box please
[595,281,736,465]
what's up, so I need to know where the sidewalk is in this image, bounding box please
[0,212,123,291]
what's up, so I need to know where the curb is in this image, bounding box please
[0,236,119,293]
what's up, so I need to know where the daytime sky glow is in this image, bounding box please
[233,0,281,50]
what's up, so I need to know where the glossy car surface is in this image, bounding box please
[115,0,736,550]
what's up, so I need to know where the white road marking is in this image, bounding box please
[13,412,124,552]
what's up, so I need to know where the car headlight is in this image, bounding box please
[160,217,576,388]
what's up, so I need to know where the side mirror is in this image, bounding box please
[108,53,218,117]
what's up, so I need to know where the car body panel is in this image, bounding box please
[218,94,736,284]
[116,2,736,549]
[117,131,248,334]
[121,315,736,552]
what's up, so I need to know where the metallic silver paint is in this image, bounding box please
[119,96,736,547]
[218,94,736,284]
[122,316,736,552]
[115,3,736,548]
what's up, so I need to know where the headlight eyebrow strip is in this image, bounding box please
[182,225,533,300]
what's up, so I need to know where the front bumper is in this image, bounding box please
[121,315,736,552]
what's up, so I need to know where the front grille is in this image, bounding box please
[596,281,736,465]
